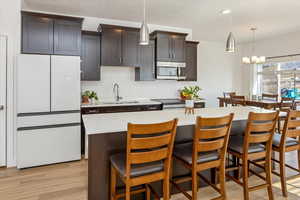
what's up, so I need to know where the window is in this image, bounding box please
[256,60,300,99]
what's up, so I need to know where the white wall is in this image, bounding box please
[0,0,21,167]
[234,30,300,96]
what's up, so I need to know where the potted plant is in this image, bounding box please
[179,86,202,108]
[82,90,99,104]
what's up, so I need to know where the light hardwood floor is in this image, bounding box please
[0,153,299,200]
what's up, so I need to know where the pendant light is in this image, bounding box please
[221,9,236,53]
[242,27,266,64]
[140,0,149,45]
[226,32,235,53]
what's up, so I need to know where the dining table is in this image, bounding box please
[217,97,280,109]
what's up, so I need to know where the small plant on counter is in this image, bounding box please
[180,86,201,100]
[82,90,99,104]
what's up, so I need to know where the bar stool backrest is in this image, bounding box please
[126,119,178,179]
[282,110,300,145]
[243,112,279,154]
[194,114,234,166]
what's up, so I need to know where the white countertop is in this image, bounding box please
[81,100,162,108]
[83,106,273,135]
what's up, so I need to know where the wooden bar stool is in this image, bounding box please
[277,97,295,132]
[272,109,300,197]
[171,113,234,200]
[226,111,279,200]
[110,119,178,200]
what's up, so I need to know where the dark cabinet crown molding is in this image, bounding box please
[97,24,139,32]
[21,11,83,23]
[186,40,200,44]
[150,30,189,38]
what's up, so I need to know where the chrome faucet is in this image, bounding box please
[113,83,122,101]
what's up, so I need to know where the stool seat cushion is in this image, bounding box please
[173,142,219,165]
[228,136,265,154]
[273,133,299,147]
[110,153,164,178]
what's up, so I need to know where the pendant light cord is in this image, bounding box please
[143,0,146,22]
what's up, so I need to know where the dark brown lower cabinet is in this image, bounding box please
[135,40,155,81]
[184,41,199,81]
[81,31,101,81]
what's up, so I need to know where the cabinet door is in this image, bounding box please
[81,34,101,81]
[156,34,172,62]
[101,28,122,66]
[172,36,186,62]
[53,19,82,56]
[22,15,54,54]
[51,56,81,111]
[122,29,139,66]
[185,42,198,81]
[135,40,155,81]
[17,55,51,113]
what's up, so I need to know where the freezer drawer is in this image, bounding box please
[51,56,81,111]
[17,125,81,169]
[17,54,51,113]
[17,112,80,128]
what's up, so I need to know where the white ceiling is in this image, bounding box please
[22,0,300,43]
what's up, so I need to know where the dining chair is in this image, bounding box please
[223,92,236,107]
[262,93,279,102]
[110,119,178,200]
[272,109,300,197]
[171,113,234,200]
[231,95,246,106]
[226,111,279,200]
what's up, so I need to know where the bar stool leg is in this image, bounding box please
[242,159,249,200]
[279,151,288,197]
[265,156,274,200]
[125,185,130,200]
[163,178,170,200]
[219,166,227,199]
[192,169,198,200]
[110,165,116,200]
[146,184,151,200]
[298,149,300,175]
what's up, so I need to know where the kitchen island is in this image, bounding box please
[83,106,273,200]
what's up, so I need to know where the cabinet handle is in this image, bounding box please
[119,57,122,64]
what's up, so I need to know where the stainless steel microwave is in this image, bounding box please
[156,62,186,80]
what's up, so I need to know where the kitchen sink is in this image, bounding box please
[101,101,139,104]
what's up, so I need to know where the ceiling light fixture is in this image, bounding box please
[222,9,235,53]
[242,27,266,64]
[221,9,232,15]
[140,0,149,45]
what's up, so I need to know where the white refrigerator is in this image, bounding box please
[17,54,81,169]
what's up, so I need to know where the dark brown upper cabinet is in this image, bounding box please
[99,24,139,67]
[81,31,101,81]
[184,41,199,81]
[21,11,83,56]
[22,14,54,54]
[100,26,122,66]
[151,31,188,63]
[122,29,139,67]
[54,19,82,56]
[135,40,155,81]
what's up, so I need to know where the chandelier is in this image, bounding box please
[242,27,266,64]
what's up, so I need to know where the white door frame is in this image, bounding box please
[0,35,8,167]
